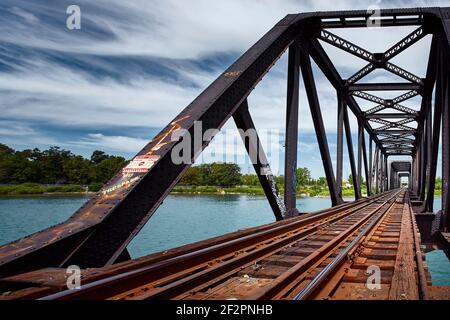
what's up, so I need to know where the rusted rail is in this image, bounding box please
[0,189,428,300]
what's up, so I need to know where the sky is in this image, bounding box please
[0,0,448,178]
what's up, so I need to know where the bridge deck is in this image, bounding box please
[1,189,440,300]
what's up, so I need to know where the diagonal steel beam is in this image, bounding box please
[352,91,386,104]
[233,100,286,220]
[346,63,374,84]
[393,90,420,103]
[308,38,382,147]
[319,29,374,62]
[384,26,427,60]
[344,103,361,199]
[389,104,419,114]
[385,62,424,84]
[365,89,419,115]
[361,126,370,196]
[300,49,342,205]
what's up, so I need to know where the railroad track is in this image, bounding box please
[23,189,427,300]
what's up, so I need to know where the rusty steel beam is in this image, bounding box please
[348,83,421,91]
[424,45,445,212]
[344,105,361,199]
[361,124,370,196]
[300,49,341,206]
[233,100,286,220]
[284,43,300,215]
[336,91,344,199]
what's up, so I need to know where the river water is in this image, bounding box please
[0,194,448,285]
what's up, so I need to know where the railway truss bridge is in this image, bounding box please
[1,7,450,300]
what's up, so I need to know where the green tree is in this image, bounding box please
[348,174,354,186]
[0,143,129,186]
[296,167,311,187]
[196,164,214,185]
[317,176,327,187]
[275,175,284,188]
[436,177,442,190]
[0,144,16,183]
[63,155,91,185]
[34,146,74,183]
[241,174,260,186]
[91,156,127,184]
[179,167,202,186]
[210,163,241,187]
[90,150,109,164]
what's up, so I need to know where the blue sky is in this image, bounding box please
[0,0,448,178]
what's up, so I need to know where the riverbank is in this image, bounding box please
[171,186,364,197]
[0,183,93,195]
[0,183,441,197]
[0,183,359,197]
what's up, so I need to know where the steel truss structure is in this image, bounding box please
[0,7,449,276]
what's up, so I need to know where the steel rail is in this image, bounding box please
[292,190,402,300]
[406,192,429,300]
[38,191,396,300]
[132,194,396,300]
[248,189,402,300]
[122,191,399,300]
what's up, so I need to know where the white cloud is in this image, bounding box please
[70,133,148,153]
[9,6,39,24]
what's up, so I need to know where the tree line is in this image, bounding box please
[178,164,334,189]
[0,143,126,189]
[0,142,374,191]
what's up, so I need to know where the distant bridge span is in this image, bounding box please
[0,7,450,300]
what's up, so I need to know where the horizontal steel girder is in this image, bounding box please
[347,83,422,91]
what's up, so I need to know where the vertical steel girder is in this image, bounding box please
[384,156,388,191]
[358,120,363,191]
[441,7,450,230]
[443,71,450,230]
[361,125,370,195]
[372,145,379,194]
[284,43,300,215]
[336,91,344,199]
[300,49,342,206]
[424,44,445,212]
[381,153,385,192]
[344,105,361,199]
[369,138,372,194]
[233,100,286,220]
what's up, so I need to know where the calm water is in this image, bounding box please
[0,194,448,285]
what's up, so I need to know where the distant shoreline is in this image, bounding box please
[0,184,442,197]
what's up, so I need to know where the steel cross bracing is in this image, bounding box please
[0,7,449,275]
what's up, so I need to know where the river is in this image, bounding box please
[0,194,448,285]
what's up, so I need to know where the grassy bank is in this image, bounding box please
[0,183,89,195]
[0,183,442,197]
[172,186,367,197]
